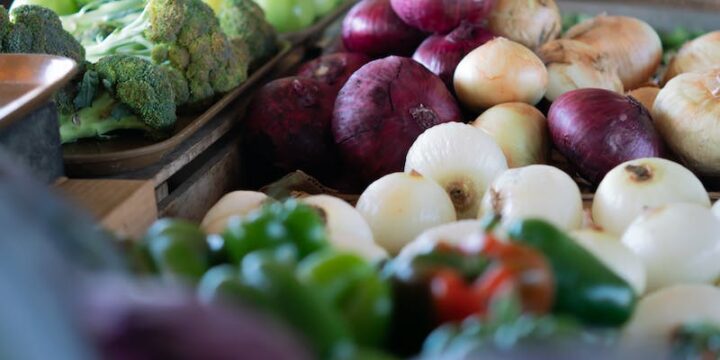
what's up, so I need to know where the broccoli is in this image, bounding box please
[215,0,278,67]
[71,0,248,107]
[59,55,178,143]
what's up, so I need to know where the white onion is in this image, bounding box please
[537,39,624,101]
[570,229,646,295]
[454,37,548,111]
[301,195,388,261]
[487,0,561,50]
[652,69,720,176]
[663,31,720,84]
[621,203,720,292]
[472,103,549,168]
[356,172,457,255]
[592,158,710,236]
[478,165,583,231]
[622,284,720,349]
[565,15,662,90]
[405,122,508,219]
[714,200,720,219]
[397,220,483,261]
[627,86,660,111]
[201,191,269,234]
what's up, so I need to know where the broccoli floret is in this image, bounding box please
[3,5,85,63]
[77,0,248,107]
[216,0,278,67]
[59,55,177,143]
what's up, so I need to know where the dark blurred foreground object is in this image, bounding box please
[0,150,312,360]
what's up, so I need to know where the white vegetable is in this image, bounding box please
[302,195,387,261]
[570,229,646,295]
[652,69,720,176]
[398,220,483,261]
[621,203,720,292]
[479,165,583,231]
[405,122,508,219]
[538,39,624,101]
[487,0,561,50]
[663,31,720,84]
[201,191,269,234]
[622,284,720,348]
[592,158,710,236]
[454,37,548,111]
[472,103,548,168]
[356,172,457,255]
[714,200,720,219]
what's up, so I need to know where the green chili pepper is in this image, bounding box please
[222,200,329,263]
[297,251,392,347]
[196,264,267,308]
[507,219,636,326]
[143,218,209,282]
[239,247,353,358]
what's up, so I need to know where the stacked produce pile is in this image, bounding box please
[1,0,278,143]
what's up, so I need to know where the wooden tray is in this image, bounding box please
[280,0,356,46]
[63,42,295,177]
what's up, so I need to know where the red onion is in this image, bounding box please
[332,56,462,184]
[296,53,372,94]
[412,21,494,90]
[548,88,665,184]
[390,0,494,33]
[341,0,425,57]
[243,77,338,186]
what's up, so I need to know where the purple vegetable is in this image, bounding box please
[548,88,665,184]
[296,53,372,94]
[390,0,495,33]
[412,21,495,90]
[341,0,425,57]
[332,56,462,184]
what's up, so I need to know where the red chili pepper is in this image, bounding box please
[430,270,487,323]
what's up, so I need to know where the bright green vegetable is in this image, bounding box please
[507,219,637,326]
[312,0,340,17]
[254,0,316,33]
[215,0,278,67]
[143,218,210,282]
[297,251,392,347]
[221,199,329,263]
[58,54,179,143]
[10,0,78,16]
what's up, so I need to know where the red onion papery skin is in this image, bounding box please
[342,0,426,57]
[548,88,665,184]
[296,53,373,94]
[390,0,495,33]
[332,56,462,184]
[243,77,339,187]
[412,21,495,90]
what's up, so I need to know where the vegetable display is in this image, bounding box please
[487,0,561,50]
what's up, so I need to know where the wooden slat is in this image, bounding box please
[55,178,157,239]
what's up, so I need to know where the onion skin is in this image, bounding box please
[412,21,495,90]
[389,0,494,34]
[714,201,720,219]
[565,15,662,90]
[627,86,660,112]
[537,39,624,101]
[487,0,561,50]
[296,53,372,94]
[663,31,720,85]
[201,191,270,234]
[472,102,549,168]
[341,0,425,57]
[454,37,548,111]
[592,157,711,236]
[243,77,339,186]
[652,69,720,176]
[333,56,462,184]
[548,88,665,184]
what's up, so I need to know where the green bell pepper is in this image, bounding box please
[222,200,328,263]
[297,251,392,347]
[507,219,636,326]
[254,0,316,33]
[143,219,210,282]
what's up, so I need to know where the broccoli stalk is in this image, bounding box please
[82,3,154,62]
[60,0,145,46]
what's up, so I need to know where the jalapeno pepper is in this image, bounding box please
[507,219,637,326]
[297,251,392,347]
[221,200,328,263]
[143,219,209,282]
